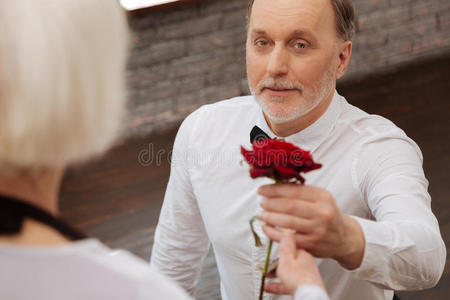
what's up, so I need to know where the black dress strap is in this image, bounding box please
[0,195,87,241]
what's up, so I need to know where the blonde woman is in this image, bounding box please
[0,1,190,299]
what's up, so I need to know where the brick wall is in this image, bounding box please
[123,0,450,137]
[349,0,450,79]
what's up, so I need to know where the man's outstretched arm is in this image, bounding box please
[348,136,446,290]
[259,136,446,291]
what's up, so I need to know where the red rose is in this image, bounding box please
[241,138,321,183]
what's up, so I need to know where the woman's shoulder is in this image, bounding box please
[0,238,191,300]
[73,239,192,299]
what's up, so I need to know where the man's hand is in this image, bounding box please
[265,230,325,295]
[258,183,365,270]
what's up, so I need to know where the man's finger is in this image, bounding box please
[258,184,316,201]
[264,282,290,295]
[261,224,282,243]
[262,225,316,249]
[260,197,315,218]
[259,211,315,233]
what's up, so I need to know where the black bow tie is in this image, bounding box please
[250,125,270,143]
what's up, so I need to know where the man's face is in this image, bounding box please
[246,0,340,124]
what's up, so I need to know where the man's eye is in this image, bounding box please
[255,40,268,47]
[294,42,307,49]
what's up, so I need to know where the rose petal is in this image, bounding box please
[241,139,321,182]
[249,167,273,179]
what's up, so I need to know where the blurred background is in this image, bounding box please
[60,0,450,299]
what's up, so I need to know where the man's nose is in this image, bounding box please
[266,45,289,77]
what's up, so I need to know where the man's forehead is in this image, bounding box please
[250,0,330,14]
[249,0,334,35]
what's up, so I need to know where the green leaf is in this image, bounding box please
[249,216,263,247]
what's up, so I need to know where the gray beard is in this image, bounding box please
[250,67,336,124]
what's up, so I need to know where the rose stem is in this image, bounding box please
[258,178,282,299]
[259,240,273,300]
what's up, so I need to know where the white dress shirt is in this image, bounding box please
[0,238,191,300]
[151,91,446,300]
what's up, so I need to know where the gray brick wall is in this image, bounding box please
[123,0,450,137]
[349,0,450,78]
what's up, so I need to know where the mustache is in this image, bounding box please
[256,77,304,93]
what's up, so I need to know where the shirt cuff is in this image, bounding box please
[294,285,329,300]
[349,216,391,283]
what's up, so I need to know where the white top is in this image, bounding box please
[294,285,329,300]
[151,91,446,300]
[0,238,191,300]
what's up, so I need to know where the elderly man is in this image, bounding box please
[151,0,446,299]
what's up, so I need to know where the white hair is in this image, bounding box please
[0,0,129,175]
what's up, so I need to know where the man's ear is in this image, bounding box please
[336,41,352,79]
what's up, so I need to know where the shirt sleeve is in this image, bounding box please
[150,110,210,296]
[294,285,329,300]
[350,133,446,290]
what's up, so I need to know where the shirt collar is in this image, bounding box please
[256,90,342,151]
